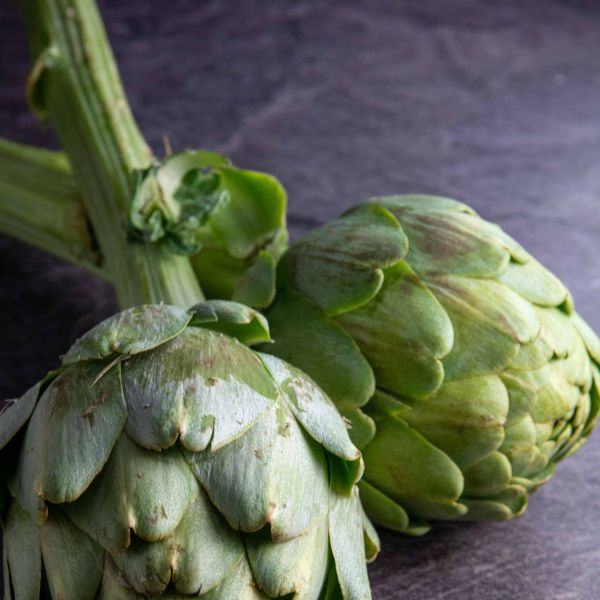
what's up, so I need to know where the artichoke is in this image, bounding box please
[0,302,375,598]
[263,195,600,534]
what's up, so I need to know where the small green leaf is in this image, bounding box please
[460,485,528,521]
[63,304,192,364]
[201,556,267,600]
[385,200,510,278]
[462,452,512,497]
[498,260,567,307]
[232,250,278,309]
[398,375,509,471]
[189,300,271,345]
[357,480,410,535]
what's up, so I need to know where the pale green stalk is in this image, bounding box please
[17,0,203,308]
[0,138,103,278]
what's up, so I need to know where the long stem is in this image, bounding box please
[18,0,203,308]
[0,138,104,278]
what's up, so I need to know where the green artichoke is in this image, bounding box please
[263,195,600,535]
[131,150,288,308]
[0,302,376,598]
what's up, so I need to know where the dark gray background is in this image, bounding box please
[1,1,600,598]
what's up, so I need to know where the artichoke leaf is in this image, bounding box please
[460,485,528,521]
[534,306,575,359]
[63,304,192,364]
[65,434,197,552]
[189,300,270,346]
[498,260,567,307]
[430,276,533,380]
[279,204,408,316]
[40,506,103,600]
[123,328,277,452]
[98,555,143,600]
[245,515,329,599]
[337,260,452,400]
[207,165,287,260]
[232,249,278,309]
[113,486,243,596]
[201,556,269,600]
[376,194,475,216]
[573,312,600,365]
[0,382,42,451]
[361,506,381,562]
[357,480,410,534]
[530,364,580,424]
[390,205,511,278]
[259,353,360,464]
[361,407,466,521]
[462,452,512,497]
[398,375,509,471]
[508,334,553,372]
[328,487,371,600]
[5,499,42,600]
[15,362,126,514]
[341,408,376,451]
[501,372,538,425]
[263,289,375,413]
[185,405,329,541]
[560,332,592,389]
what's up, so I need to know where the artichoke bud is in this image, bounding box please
[263,195,600,534]
[0,302,376,598]
[130,150,288,307]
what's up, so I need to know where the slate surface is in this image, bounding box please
[1,1,600,598]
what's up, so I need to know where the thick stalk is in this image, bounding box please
[18,0,203,308]
[0,138,104,277]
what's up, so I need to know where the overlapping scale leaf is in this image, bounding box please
[122,328,277,452]
[362,399,466,521]
[185,403,329,540]
[336,260,453,399]
[62,304,192,364]
[428,275,540,380]
[65,433,198,552]
[245,515,330,598]
[112,486,244,596]
[278,203,408,316]
[382,199,511,278]
[15,362,126,517]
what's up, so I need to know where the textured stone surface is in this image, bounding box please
[1,1,600,598]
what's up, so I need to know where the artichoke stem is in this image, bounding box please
[0,138,104,278]
[17,0,203,308]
